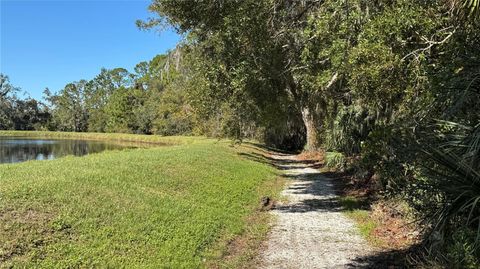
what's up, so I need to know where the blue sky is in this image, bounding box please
[1,0,181,100]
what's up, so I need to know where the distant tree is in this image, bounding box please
[47,81,88,132]
[0,75,15,129]
[84,68,123,132]
[104,87,138,133]
[0,74,19,98]
[1,74,51,130]
[11,98,50,130]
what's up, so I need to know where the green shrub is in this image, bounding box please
[445,228,480,269]
[325,151,346,170]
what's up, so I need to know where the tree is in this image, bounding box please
[84,68,130,132]
[138,0,318,149]
[0,74,19,98]
[1,74,50,130]
[0,74,17,129]
[47,81,88,132]
[104,87,138,133]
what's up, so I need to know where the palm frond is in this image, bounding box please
[450,0,480,20]
[424,120,480,249]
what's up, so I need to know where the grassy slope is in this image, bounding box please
[0,132,282,268]
[0,130,205,145]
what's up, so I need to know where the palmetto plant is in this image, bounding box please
[450,0,480,19]
[425,121,480,250]
[435,121,480,167]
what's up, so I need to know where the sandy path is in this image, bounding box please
[259,154,372,269]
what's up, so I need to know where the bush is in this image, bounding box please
[325,151,346,171]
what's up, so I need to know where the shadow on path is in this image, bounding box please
[238,151,321,170]
[238,146,414,268]
[350,247,419,269]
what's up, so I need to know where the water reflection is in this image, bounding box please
[0,137,132,164]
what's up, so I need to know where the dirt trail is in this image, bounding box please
[259,154,372,269]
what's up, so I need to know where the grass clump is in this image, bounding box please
[325,151,346,171]
[338,196,382,247]
[0,134,282,268]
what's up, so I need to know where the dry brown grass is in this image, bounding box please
[0,208,63,266]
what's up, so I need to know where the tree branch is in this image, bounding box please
[402,28,457,61]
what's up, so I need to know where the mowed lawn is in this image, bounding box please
[0,134,282,268]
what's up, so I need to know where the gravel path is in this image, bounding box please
[259,154,372,269]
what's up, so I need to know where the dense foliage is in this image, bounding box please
[138,0,479,266]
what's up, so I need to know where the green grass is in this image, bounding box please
[0,132,283,268]
[338,196,381,246]
[0,130,206,145]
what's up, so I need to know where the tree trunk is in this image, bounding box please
[301,106,319,151]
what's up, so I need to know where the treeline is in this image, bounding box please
[136,0,478,267]
[1,50,194,135]
[43,51,196,135]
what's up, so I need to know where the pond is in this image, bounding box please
[0,136,134,164]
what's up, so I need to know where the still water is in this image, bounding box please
[0,136,132,164]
